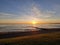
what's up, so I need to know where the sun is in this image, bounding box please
[32,20,37,24]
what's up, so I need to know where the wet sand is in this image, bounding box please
[0,28,60,39]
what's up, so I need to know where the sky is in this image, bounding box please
[0,0,60,23]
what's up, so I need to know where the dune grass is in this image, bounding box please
[0,32,60,45]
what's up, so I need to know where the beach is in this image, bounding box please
[0,24,60,45]
[0,28,60,39]
[0,28,60,45]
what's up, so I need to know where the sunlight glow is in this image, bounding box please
[32,20,37,24]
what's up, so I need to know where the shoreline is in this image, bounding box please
[0,28,60,39]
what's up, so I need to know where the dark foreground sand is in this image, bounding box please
[0,28,60,45]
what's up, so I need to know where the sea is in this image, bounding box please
[0,24,60,32]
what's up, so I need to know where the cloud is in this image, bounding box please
[30,5,55,19]
[0,12,18,19]
[0,3,58,22]
[16,4,56,22]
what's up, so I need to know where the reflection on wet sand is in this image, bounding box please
[0,28,60,39]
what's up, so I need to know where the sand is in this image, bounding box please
[0,28,60,39]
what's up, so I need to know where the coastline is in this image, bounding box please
[0,28,60,39]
